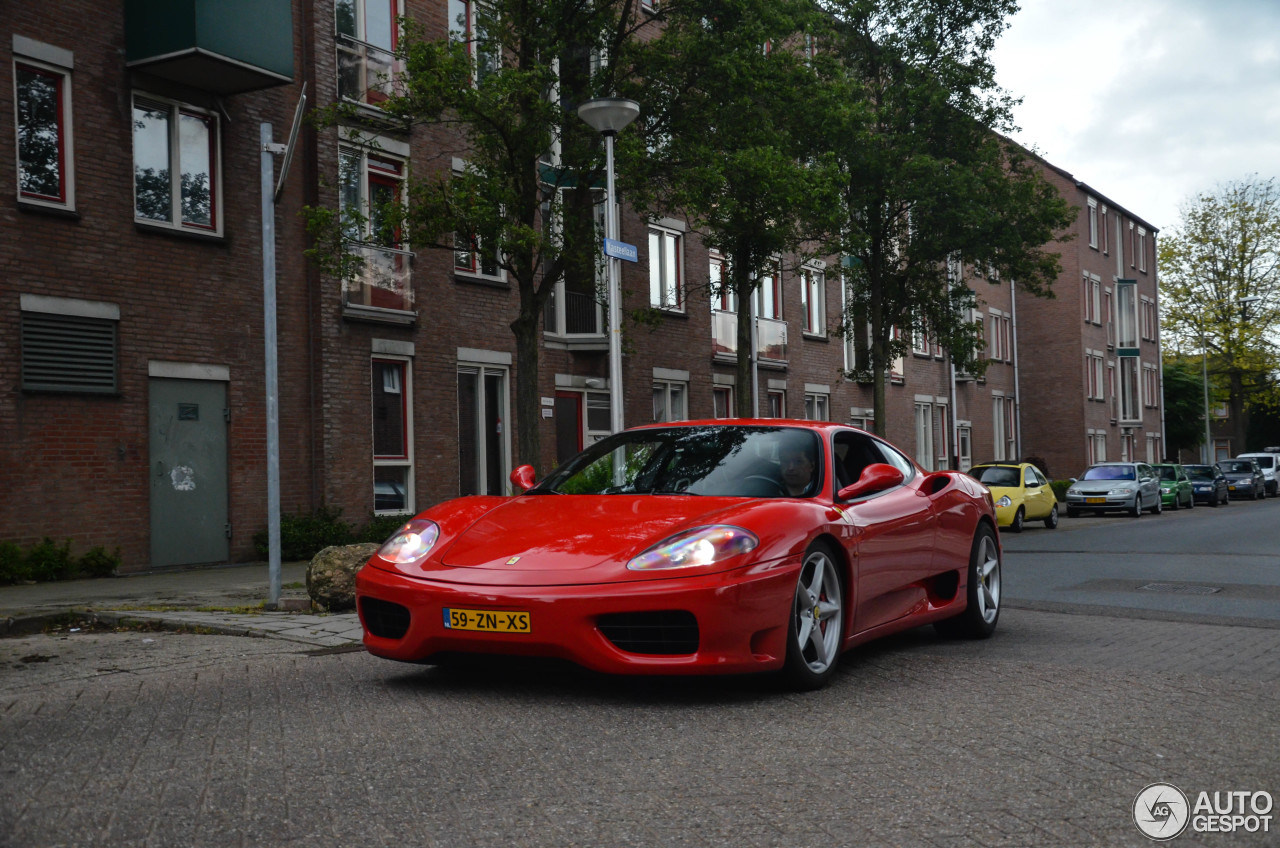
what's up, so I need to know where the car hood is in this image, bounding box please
[372,494,811,587]
[1070,480,1136,493]
[1223,472,1256,481]
[983,484,1022,499]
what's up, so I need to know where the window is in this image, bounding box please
[372,358,412,513]
[1086,352,1105,400]
[912,316,930,356]
[458,362,510,496]
[1116,281,1138,350]
[1120,357,1140,421]
[768,390,786,418]
[340,144,413,310]
[988,311,1011,362]
[914,402,934,470]
[1146,433,1161,464]
[712,386,732,418]
[1138,228,1148,272]
[640,0,658,12]
[992,396,1016,461]
[448,0,500,85]
[1101,206,1109,253]
[15,56,73,208]
[957,425,972,472]
[1082,275,1101,324]
[132,94,219,233]
[653,380,687,422]
[757,262,782,320]
[710,254,735,312]
[1129,222,1136,268]
[800,266,825,334]
[1143,362,1160,408]
[1140,297,1158,341]
[336,0,403,105]
[648,226,683,310]
[1104,289,1114,347]
[20,295,118,394]
[1088,431,1107,464]
[804,392,829,421]
[1087,198,1098,248]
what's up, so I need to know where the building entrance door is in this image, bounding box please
[148,378,229,567]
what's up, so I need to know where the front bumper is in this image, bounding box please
[355,558,802,676]
[1065,492,1138,512]
[993,503,1019,526]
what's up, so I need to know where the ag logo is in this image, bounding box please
[1134,782,1190,840]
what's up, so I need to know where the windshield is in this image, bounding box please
[535,425,824,498]
[1081,465,1135,481]
[1221,461,1253,473]
[1156,467,1179,481]
[1184,466,1216,481]
[1251,456,1276,469]
[969,466,1020,487]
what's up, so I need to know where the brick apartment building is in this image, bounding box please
[0,1,1163,573]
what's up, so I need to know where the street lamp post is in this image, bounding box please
[577,97,641,436]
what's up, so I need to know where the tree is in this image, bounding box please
[1160,176,1280,453]
[811,0,1075,434]
[308,1,648,476]
[1161,359,1208,461]
[619,0,833,416]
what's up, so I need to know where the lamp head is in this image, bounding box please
[577,98,641,135]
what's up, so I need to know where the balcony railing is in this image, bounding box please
[545,288,604,336]
[711,311,788,363]
[758,316,788,362]
[343,242,413,312]
[337,35,402,106]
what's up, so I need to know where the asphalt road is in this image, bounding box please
[1001,490,1280,624]
[3,501,1280,848]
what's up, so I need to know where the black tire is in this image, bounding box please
[935,523,1000,639]
[1169,494,1179,511]
[1009,507,1025,533]
[1186,491,1195,509]
[1210,492,1219,507]
[1130,495,1142,517]
[1044,503,1059,529]
[1150,496,1162,515]
[1254,486,1262,501]
[781,541,845,691]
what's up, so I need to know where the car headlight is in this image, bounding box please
[377,519,440,564]
[627,525,758,571]
[995,495,1013,507]
[1112,487,1134,495]
[1160,486,1172,493]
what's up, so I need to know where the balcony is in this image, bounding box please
[125,0,293,95]
[342,243,414,318]
[711,311,788,363]
[337,35,403,107]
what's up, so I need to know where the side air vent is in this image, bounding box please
[598,610,699,655]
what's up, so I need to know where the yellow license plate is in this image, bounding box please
[1229,486,1237,491]
[443,608,531,633]
[1086,497,1106,504]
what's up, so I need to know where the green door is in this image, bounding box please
[149,378,229,567]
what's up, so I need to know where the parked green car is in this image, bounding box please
[1154,463,1195,510]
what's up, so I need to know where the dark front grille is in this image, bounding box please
[359,597,411,639]
[598,611,699,655]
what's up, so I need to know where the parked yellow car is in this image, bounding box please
[967,462,1059,532]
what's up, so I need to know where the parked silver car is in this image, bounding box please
[1065,462,1162,517]
[1235,452,1278,496]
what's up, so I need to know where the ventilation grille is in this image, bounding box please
[359,596,411,639]
[21,311,118,393]
[598,610,699,655]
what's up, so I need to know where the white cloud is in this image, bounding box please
[992,0,1280,233]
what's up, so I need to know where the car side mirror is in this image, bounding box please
[510,464,537,493]
[837,463,905,501]
[1069,477,1078,483]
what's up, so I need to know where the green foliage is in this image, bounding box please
[254,507,413,561]
[1050,480,1071,503]
[253,505,356,562]
[0,541,25,584]
[78,546,122,579]
[1021,455,1051,479]
[1162,359,1209,459]
[25,537,76,582]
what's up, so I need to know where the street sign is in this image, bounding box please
[604,238,638,263]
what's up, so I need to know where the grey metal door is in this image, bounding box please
[149,378,229,567]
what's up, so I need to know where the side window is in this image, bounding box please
[870,437,916,481]
[1024,467,1038,487]
[15,51,75,209]
[1033,468,1049,487]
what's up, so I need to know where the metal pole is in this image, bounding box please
[1202,340,1211,464]
[604,131,624,435]
[261,123,282,607]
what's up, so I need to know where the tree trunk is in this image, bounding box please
[511,304,543,478]
[733,259,754,417]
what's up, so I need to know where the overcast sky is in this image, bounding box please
[990,0,1280,235]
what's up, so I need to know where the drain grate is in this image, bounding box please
[1139,583,1222,595]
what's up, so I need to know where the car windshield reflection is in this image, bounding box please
[1157,467,1179,481]
[1081,466,1135,481]
[535,425,823,498]
[970,466,1020,487]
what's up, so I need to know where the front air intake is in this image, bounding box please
[359,597,411,639]
[597,610,699,655]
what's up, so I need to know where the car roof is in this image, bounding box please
[629,418,854,435]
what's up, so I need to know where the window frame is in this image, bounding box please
[14,55,74,209]
[800,265,825,335]
[712,385,733,419]
[804,392,829,422]
[131,92,222,235]
[1087,198,1098,249]
[336,0,403,106]
[652,379,688,422]
[648,225,684,311]
[372,356,414,515]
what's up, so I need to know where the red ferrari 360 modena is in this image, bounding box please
[355,420,1001,689]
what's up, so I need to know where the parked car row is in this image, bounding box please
[967,455,1278,531]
